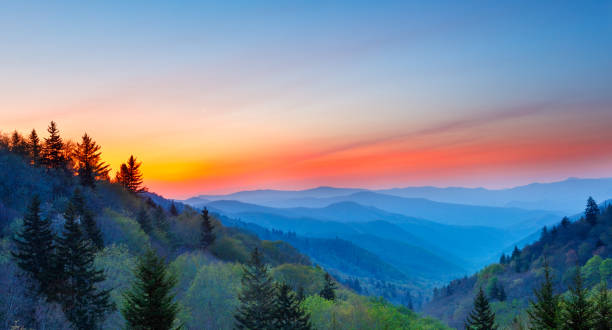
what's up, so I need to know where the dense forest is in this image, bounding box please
[0,122,447,329]
[425,196,612,328]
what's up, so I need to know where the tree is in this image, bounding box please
[319,272,337,301]
[82,212,104,251]
[73,133,110,187]
[592,282,612,330]
[498,284,506,302]
[115,155,145,193]
[465,287,497,330]
[561,216,571,228]
[28,129,42,165]
[527,262,560,329]
[169,201,178,216]
[11,195,56,297]
[561,268,594,330]
[122,249,180,330]
[200,208,216,250]
[136,206,153,233]
[10,131,28,157]
[273,283,311,330]
[585,196,600,225]
[56,203,113,329]
[235,248,276,329]
[42,121,67,169]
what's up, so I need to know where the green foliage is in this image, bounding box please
[319,272,338,301]
[465,287,497,330]
[591,283,612,330]
[582,255,604,286]
[561,269,594,330]
[235,248,276,329]
[211,236,251,263]
[273,282,311,329]
[99,209,150,255]
[122,249,180,330]
[200,208,215,250]
[527,262,560,329]
[271,264,325,296]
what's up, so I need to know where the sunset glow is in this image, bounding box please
[1,1,611,198]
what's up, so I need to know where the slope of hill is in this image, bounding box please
[422,199,612,328]
[0,142,448,329]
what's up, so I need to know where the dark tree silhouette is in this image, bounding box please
[136,206,153,233]
[56,202,113,329]
[122,249,180,330]
[169,201,178,216]
[28,129,42,165]
[115,155,145,193]
[527,261,559,329]
[42,121,67,169]
[200,208,216,250]
[319,272,337,301]
[585,196,600,225]
[11,195,57,297]
[273,282,311,330]
[73,133,110,187]
[10,131,28,156]
[465,287,497,330]
[235,248,276,329]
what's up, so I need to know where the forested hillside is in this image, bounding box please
[0,123,448,329]
[424,197,612,328]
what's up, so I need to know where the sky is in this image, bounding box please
[1,1,611,198]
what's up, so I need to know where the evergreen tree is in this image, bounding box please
[319,272,337,301]
[73,133,110,187]
[82,211,104,251]
[592,282,612,330]
[200,208,216,250]
[561,268,594,330]
[273,282,311,330]
[169,201,179,216]
[498,284,506,302]
[42,121,67,169]
[527,262,560,329]
[465,287,497,330]
[115,155,145,193]
[585,196,600,225]
[56,203,113,329]
[11,195,56,297]
[561,216,571,228]
[28,129,42,165]
[10,131,28,156]
[235,248,276,330]
[136,206,153,233]
[122,249,180,330]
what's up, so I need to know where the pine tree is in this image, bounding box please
[10,131,28,156]
[235,248,276,329]
[122,249,180,330]
[73,133,110,187]
[42,121,67,169]
[561,268,594,330]
[465,287,497,330]
[28,129,42,166]
[169,201,179,216]
[585,196,600,225]
[136,206,153,233]
[527,262,560,329]
[56,203,113,329]
[319,272,337,301]
[115,155,146,193]
[592,282,612,330]
[273,282,311,330]
[498,284,506,302]
[200,208,216,250]
[11,195,56,297]
[82,211,104,251]
[561,216,571,228]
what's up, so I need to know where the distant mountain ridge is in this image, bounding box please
[185,177,612,213]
